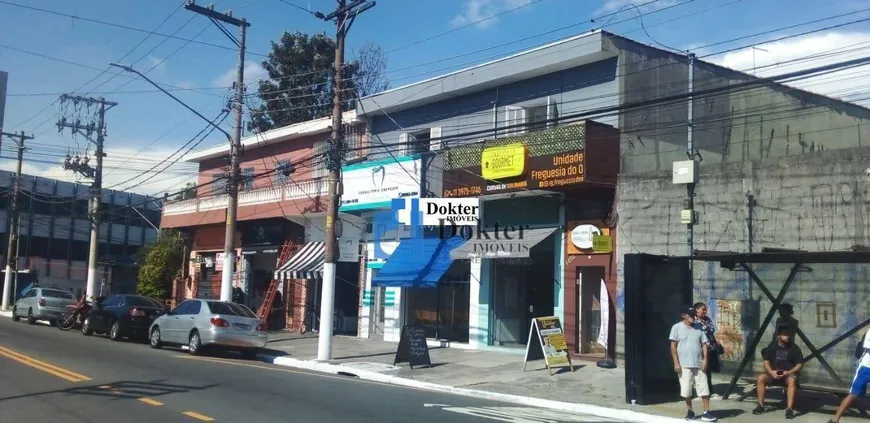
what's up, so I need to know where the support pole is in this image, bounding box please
[315,0,375,361]
[1,131,31,310]
[86,100,107,301]
[686,53,696,276]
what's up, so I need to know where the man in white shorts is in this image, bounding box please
[670,307,717,421]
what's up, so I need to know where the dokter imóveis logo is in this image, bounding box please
[373,198,478,259]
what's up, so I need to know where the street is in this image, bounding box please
[0,317,618,423]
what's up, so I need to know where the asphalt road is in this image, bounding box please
[0,316,618,423]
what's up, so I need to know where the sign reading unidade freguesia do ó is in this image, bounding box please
[523,316,574,375]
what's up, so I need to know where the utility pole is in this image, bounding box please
[314,0,376,362]
[57,95,116,301]
[686,53,696,277]
[184,0,250,302]
[0,131,32,310]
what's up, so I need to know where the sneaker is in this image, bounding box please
[785,408,796,420]
[700,411,717,422]
[752,404,765,415]
[685,410,695,420]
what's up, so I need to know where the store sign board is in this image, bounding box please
[523,316,574,375]
[340,157,421,210]
[481,143,527,180]
[566,221,612,255]
[592,235,613,253]
[443,150,585,198]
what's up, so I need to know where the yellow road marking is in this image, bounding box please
[139,397,164,406]
[0,345,91,382]
[99,385,112,389]
[183,411,215,421]
[111,390,122,395]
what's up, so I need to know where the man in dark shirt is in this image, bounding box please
[753,326,803,419]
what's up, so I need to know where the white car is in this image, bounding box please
[12,287,78,325]
[148,299,267,359]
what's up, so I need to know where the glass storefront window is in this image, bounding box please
[404,261,471,343]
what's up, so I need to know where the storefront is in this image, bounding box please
[440,121,620,351]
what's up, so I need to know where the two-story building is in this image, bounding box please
[353,27,870,377]
[161,111,367,332]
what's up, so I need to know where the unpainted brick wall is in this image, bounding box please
[615,147,870,387]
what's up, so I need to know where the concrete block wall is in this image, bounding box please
[615,147,870,387]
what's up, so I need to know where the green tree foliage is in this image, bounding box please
[137,230,185,299]
[247,32,389,133]
[174,181,197,201]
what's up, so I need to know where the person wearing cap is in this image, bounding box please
[753,325,802,419]
[670,307,717,422]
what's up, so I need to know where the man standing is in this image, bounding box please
[670,307,717,421]
[753,326,802,419]
[829,330,870,423]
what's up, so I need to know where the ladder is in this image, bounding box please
[257,240,295,322]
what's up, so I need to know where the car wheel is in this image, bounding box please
[11,307,19,322]
[241,348,259,360]
[109,320,122,342]
[149,327,162,349]
[26,308,35,325]
[81,317,93,336]
[188,331,203,356]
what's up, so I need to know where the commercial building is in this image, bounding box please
[353,28,870,375]
[161,112,367,332]
[0,170,161,296]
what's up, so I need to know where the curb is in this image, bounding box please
[260,354,684,423]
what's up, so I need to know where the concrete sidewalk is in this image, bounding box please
[260,332,858,423]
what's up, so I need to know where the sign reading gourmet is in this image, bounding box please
[441,121,618,197]
[340,156,421,211]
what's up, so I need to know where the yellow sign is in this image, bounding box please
[523,316,574,375]
[592,235,613,253]
[481,144,527,180]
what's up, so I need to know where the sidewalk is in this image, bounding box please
[260,332,854,423]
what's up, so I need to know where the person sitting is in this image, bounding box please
[753,326,803,419]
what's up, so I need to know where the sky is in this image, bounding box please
[1,0,870,196]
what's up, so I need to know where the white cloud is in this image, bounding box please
[176,81,195,90]
[0,145,198,197]
[706,32,870,102]
[593,0,674,18]
[450,0,532,29]
[214,62,268,87]
[148,55,166,71]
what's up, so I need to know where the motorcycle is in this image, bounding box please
[56,296,95,331]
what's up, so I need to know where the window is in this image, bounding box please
[407,130,431,155]
[186,301,202,315]
[526,104,549,132]
[211,174,226,195]
[42,289,76,300]
[242,167,255,190]
[126,296,163,308]
[343,124,366,162]
[275,160,293,184]
[312,141,329,179]
[504,106,527,136]
[207,301,256,317]
[100,295,123,307]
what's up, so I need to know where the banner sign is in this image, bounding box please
[523,316,574,375]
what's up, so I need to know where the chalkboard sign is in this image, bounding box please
[394,325,432,369]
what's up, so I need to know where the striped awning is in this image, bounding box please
[274,242,325,280]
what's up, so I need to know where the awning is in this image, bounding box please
[274,242,325,280]
[371,237,459,288]
[449,227,557,260]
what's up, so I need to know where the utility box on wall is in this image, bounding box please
[672,160,699,185]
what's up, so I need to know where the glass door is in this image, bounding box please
[491,261,528,347]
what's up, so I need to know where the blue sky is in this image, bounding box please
[2,0,869,195]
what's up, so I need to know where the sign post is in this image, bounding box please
[523,316,574,375]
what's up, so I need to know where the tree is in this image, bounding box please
[137,230,185,299]
[247,32,389,133]
[174,181,196,201]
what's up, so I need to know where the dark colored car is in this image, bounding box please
[81,294,168,341]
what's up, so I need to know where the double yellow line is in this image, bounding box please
[0,345,91,382]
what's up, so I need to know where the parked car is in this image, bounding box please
[149,299,267,359]
[81,294,167,341]
[12,287,78,326]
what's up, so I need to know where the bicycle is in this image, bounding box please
[299,303,343,335]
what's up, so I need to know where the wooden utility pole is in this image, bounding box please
[315,0,376,361]
[0,131,32,310]
[185,0,250,302]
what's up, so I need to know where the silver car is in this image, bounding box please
[12,287,78,325]
[148,299,267,359]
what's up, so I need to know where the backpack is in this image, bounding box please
[856,331,868,359]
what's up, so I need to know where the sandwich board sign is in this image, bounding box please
[393,325,432,369]
[522,316,574,375]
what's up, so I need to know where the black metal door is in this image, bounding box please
[624,253,692,405]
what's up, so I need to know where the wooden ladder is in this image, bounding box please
[257,240,295,322]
